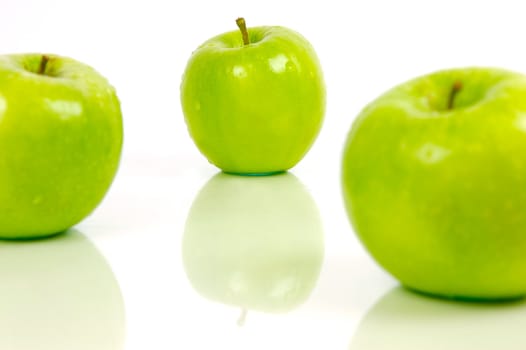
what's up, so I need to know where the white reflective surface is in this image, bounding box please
[0,231,125,350]
[2,0,526,349]
[351,287,526,350]
[78,157,395,350]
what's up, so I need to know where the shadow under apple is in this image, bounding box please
[349,287,526,349]
[0,229,126,350]
[182,172,324,323]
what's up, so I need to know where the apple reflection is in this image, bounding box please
[350,287,526,349]
[183,172,324,320]
[0,230,125,350]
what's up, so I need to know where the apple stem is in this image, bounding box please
[236,17,250,46]
[38,55,50,75]
[237,308,248,327]
[447,80,463,110]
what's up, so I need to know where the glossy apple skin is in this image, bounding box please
[183,173,324,313]
[181,25,325,175]
[0,54,123,239]
[342,67,526,300]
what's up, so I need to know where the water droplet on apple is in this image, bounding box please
[232,65,247,78]
[43,98,83,120]
[0,94,7,123]
[32,196,43,205]
[268,54,289,74]
[415,142,451,164]
[515,114,526,133]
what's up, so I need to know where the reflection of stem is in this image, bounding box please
[237,308,248,327]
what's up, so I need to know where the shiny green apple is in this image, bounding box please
[0,54,123,239]
[342,67,526,300]
[180,18,325,175]
[182,173,324,320]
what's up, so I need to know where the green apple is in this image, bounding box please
[350,287,526,349]
[180,18,325,175]
[0,53,123,239]
[182,172,324,322]
[342,67,526,300]
[0,230,125,350]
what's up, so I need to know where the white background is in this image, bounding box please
[2,1,526,349]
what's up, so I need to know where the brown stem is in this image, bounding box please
[236,17,250,46]
[447,80,463,110]
[38,55,50,75]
